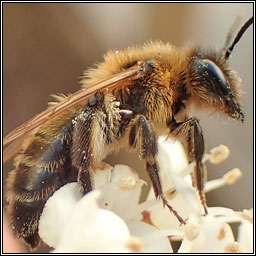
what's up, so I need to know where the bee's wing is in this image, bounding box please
[3,63,147,163]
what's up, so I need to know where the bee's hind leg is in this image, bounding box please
[72,92,125,195]
[71,96,99,195]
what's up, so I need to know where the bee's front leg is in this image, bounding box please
[129,115,185,224]
[169,117,208,215]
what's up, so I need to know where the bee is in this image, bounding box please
[4,16,253,250]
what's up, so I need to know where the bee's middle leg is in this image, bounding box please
[129,115,185,224]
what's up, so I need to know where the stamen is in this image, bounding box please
[209,144,230,164]
[241,209,253,223]
[184,223,200,241]
[224,242,242,253]
[126,237,143,252]
[205,168,242,193]
[223,168,242,185]
[118,176,136,190]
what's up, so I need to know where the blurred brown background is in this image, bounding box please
[3,3,253,252]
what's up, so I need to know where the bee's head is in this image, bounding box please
[189,17,253,122]
[190,56,244,121]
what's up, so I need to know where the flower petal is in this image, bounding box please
[237,220,253,253]
[39,183,81,248]
[166,168,203,215]
[178,215,235,253]
[149,194,193,229]
[157,137,188,174]
[127,221,173,253]
[54,190,131,252]
[93,162,113,188]
[96,165,144,221]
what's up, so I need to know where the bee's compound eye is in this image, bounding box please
[88,95,97,107]
[198,59,230,96]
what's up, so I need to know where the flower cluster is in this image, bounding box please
[38,137,253,253]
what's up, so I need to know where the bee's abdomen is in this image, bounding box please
[5,121,77,249]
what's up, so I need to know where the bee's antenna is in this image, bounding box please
[224,15,242,50]
[224,16,253,60]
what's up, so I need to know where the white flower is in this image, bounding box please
[178,214,235,253]
[237,210,253,253]
[51,187,131,253]
[39,163,172,253]
[147,137,253,253]
[38,136,253,253]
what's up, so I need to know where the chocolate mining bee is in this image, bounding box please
[3,17,253,250]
